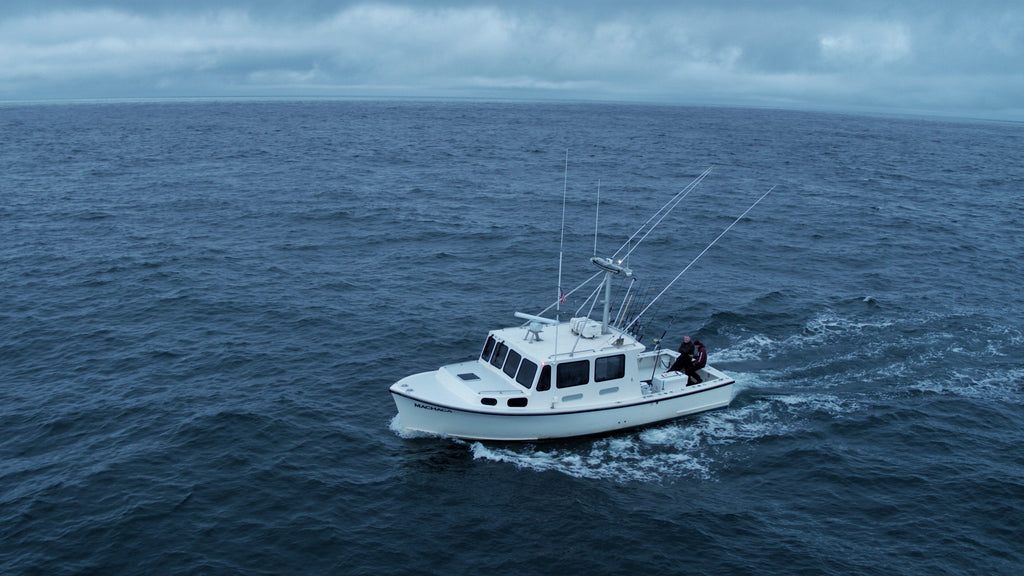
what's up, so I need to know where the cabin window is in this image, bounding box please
[503,350,522,378]
[537,364,551,391]
[481,336,496,362]
[556,360,590,388]
[595,354,625,382]
[490,343,509,369]
[516,359,537,389]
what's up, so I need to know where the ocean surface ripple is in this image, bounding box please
[2,101,1022,575]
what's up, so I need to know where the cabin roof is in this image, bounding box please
[488,317,645,364]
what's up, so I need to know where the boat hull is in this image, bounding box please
[391,380,733,441]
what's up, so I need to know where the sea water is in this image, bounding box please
[2,100,1022,575]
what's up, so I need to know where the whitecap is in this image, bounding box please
[710,334,775,362]
[910,367,1024,403]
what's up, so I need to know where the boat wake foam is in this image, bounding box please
[715,306,1024,399]
[910,366,1024,403]
[388,414,439,439]
[405,305,1022,478]
[468,385,861,482]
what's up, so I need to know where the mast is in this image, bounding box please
[590,256,631,334]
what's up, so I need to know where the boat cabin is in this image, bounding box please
[463,316,654,410]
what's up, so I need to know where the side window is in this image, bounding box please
[490,343,509,369]
[516,359,537,389]
[537,364,551,391]
[481,336,496,362]
[503,350,522,378]
[595,354,625,382]
[556,360,590,388]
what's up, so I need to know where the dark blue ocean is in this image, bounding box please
[2,100,1022,575]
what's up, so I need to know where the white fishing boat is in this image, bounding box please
[390,167,773,441]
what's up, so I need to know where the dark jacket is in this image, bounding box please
[692,342,707,369]
[678,340,695,357]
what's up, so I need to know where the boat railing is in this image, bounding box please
[477,389,521,396]
[548,347,603,360]
[637,349,676,359]
[637,349,676,373]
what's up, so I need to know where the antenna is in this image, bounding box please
[557,150,568,314]
[593,179,601,257]
[556,150,568,354]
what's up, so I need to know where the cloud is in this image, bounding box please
[0,2,1022,119]
[819,21,911,68]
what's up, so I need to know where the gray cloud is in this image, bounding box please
[2,1,1022,119]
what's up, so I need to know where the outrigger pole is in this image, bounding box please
[612,166,714,262]
[623,184,777,334]
[575,167,712,336]
[532,271,603,320]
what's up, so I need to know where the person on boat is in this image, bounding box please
[690,339,708,384]
[669,335,694,371]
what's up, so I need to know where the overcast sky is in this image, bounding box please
[2,1,1022,119]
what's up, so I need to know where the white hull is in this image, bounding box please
[391,378,733,441]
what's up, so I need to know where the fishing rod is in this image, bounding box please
[613,277,638,328]
[623,184,777,334]
[622,280,653,339]
[650,316,675,381]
